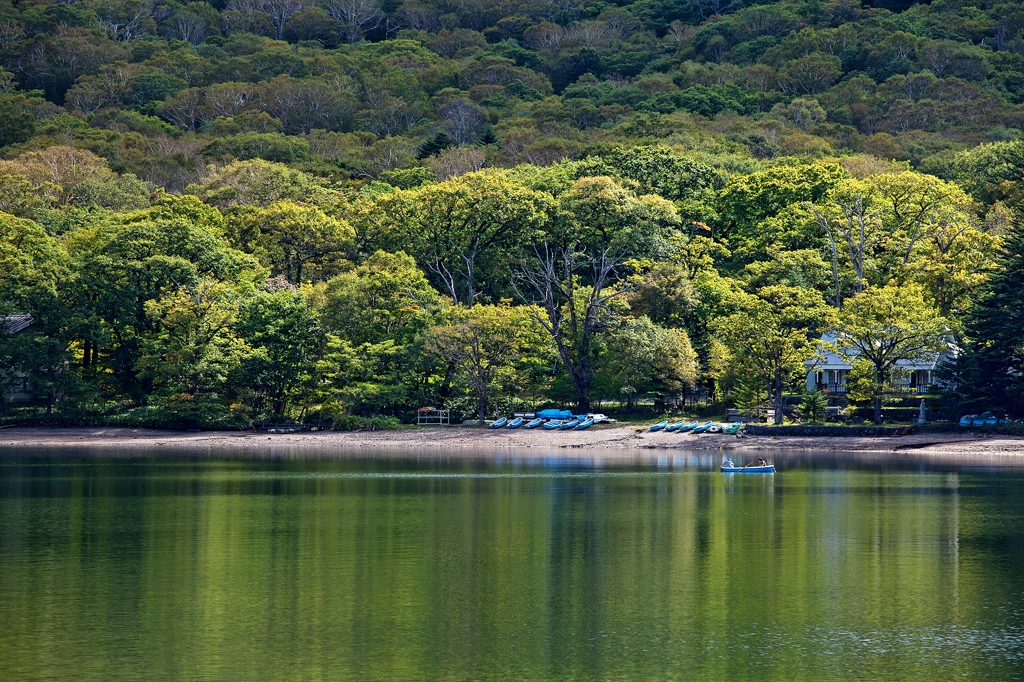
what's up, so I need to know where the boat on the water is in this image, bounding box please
[506,417,524,429]
[665,420,688,432]
[558,418,581,430]
[574,418,594,430]
[721,458,773,473]
[543,420,564,430]
[721,464,775,473]
[489,417,508,429]
[524,418,545,429]
[650,421,669,431]
[691,421,714,433]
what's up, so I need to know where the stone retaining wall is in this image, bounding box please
[744,424,918,437]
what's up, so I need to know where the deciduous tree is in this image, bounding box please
[716,285,834,425]
[838,282,950,423]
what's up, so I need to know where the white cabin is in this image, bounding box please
[804,332,956,395]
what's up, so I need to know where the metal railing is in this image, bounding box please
[821,383,929,395]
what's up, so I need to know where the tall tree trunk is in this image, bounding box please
[82,339,91,369]
[571,358,591,410]
[874,368,884,422]
[772,373,785,425]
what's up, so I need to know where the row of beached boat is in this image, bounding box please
[488,416,597,430]
[649,419,744,435]
[959,412,1004,426]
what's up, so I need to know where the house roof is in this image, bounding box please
[1,315,33,335]
[804,331,957,371]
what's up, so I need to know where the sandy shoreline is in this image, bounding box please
[1,425,1022,457]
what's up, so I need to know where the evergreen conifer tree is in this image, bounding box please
[416,133,455,160]
[958,211,1024,415]
[478,127,497,146]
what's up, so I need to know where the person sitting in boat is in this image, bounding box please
[722,458,735,468]
[758,458,767,467]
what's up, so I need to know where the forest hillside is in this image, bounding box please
[1,0,1023,426]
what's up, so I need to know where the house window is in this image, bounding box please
[11,377,25,392]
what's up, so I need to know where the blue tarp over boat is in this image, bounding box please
[538,409,573,420]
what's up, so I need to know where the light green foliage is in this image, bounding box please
[0,212,65,308]
[602,146,719,224]
[720,163,849,243]
[604,316,697,407]
[321,250,439,346]
[0,174,53,218]
[138,279,246,424]
[517,243,636,410]
[843,358,908,410]
[428,302,546,422]
[376,170,553,304]
[556,176,680,257]
[0,212,76,413]
[317,251,441,416]
[1,0,1020,428]
[235,286,325,418]
[233,200,354,283]
[951,141,1024,209]
[630,235,737,366]
[70,173,151,212]
[188,160,326,208]
[801,390,829,424]
[0,147,115,207]
[65,204,261,400]
[838,282,950,422]
[715,285,835,425]
[732,371,769,416]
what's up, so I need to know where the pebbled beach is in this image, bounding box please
[1,425,1021,456]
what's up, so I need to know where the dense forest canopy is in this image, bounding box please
[1,0,1023,425]
[1,0,1024,182]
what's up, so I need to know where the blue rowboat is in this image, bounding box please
[574,418,594,430]
[506,417,524,429]
[524,418,544,429]
[543,420,563,430]
[649,421,669,431]
[691,421,714,433]
[665,420,688,432]
[489,417,508,428]
[721,464,774,473]
[677,420,699,432]
[559,418,580,430]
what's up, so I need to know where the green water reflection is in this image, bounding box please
[1,452,1023,681]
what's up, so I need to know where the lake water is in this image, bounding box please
[1,448,1023,681]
